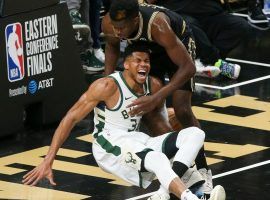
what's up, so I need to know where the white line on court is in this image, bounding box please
[195,83,227,90]
[193,57,270,90]
[213,159,270,179]
[166,74,270,90]
[226,58,270,68]
[231,13,248,18]
[126,160,270,200]
[212,75,270,90]
[125,192,157,200]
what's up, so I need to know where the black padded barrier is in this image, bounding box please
[0,2,87,137]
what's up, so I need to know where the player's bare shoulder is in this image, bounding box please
[88,77,118,101]
[151,12,170,32]
[151,12,171,43]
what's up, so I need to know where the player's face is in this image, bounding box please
[111,18,138,39]
[125,52,150,84]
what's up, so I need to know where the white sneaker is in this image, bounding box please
[195,59,221,78]
[208,185,226,200]
[198,168,213,195]
[93,48,105,63]
[182,167,205,188]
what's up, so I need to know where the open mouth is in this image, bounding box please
[138,70,147,79]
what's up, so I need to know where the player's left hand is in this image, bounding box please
[127,95,161,116]
[22,160,56,186]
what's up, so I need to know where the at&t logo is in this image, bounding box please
[28,80,38,94]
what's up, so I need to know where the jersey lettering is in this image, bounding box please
[121,110,129,119]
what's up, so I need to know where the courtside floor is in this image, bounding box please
[0,60,269,200]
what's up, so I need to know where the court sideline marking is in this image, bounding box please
[192,57,270,90]
[196,74,270,90]
[226,58,270,68]
[125,160,270,200]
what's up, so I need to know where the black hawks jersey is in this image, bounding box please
[126,3,192,53]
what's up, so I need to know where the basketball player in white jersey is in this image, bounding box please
[22,43,225,200]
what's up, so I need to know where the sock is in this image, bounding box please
[172,161,188,178]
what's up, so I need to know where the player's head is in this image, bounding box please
[123,42,151,84]
[109,0,139,38]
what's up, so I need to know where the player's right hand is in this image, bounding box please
[22,160,56,186]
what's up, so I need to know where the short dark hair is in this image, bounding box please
[123,42,151,61]
[109,0,139,21]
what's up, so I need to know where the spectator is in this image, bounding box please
[66,0,104,72]
[67,0,90,34]
[88,0,105,63]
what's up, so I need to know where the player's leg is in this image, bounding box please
[146,129,205,200]
[172,89,213,194]
[162,127,205,179]
[142,150,200,200]
[162,126,226,199]
[171,97,204,184]
[180,31,217,196]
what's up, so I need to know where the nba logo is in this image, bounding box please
[5,22,25,82]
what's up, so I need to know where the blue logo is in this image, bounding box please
[5,22,25,82]
[28,80,38,94]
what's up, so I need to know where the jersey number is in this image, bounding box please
[128,119,138,132]
[121,110,138,131]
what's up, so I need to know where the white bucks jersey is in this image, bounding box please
[103,72,151,132]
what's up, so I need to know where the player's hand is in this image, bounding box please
[22,160,56,186]
[127,95,161,116]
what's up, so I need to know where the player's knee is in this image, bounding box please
[186,127,205,146]
[177,127,205,148]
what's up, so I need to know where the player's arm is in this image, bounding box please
[127,13,195,115]
[102,14,121,75]
[41,78,114,165]
[22,78,116,186]
[150,13,196,101]
[142,77,173,136]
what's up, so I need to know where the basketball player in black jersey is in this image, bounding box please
[101,0,217,199]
